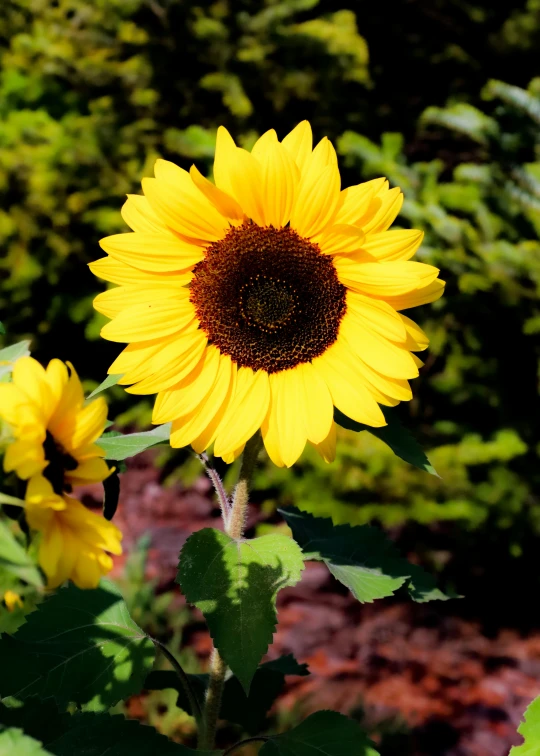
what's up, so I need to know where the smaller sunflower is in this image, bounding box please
[0,356,111,492]
[24,475,122,589]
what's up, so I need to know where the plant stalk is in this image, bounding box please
[198,433,263,750]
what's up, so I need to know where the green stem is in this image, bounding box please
[150,637,203,727]
[198,433,262,750]
[0,493,25,507]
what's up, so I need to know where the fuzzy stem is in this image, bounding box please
[198,452,230,524]
[198,433,262,750]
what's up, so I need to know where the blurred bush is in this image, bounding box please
[1,0,540,545]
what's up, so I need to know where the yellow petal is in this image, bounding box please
[169,354,234,449]
[121,194,169,234]
[213,367,270,457]
[362,187,403,234]
[346,291,407,343]
[142,173,229,242]
[281,121,313,175]
[339,313,419,379]
[45,359,69,409]
[68,457,111,486]
[71,397,108,450]
[213,126,238,196]
[101,300,196,343]
[258,141,300,227]
[399,313,430,351]
[89,256,193,286]
[125,329,207,394]
[0,383,44,431]
[189,164,244,221]
[289,149,341,238]
[335,258,440,297]
[333,179,383,226]
[25,474,65,508]
[93,284,188,319]
[99,233,203,273]
[312,421,337,463]
[4,440,47,479]
[269,370,308,467]
[37,520,64,584]
[383,278,446,311]
[47,363,84,443]
[296,362,334,444]
[224,148,265,226]
[361,229,424,262]
[251,129,279,159]
[12,357,53,421]
[314,224,366,255]
[312,341,386,427]
[152,345,221,423]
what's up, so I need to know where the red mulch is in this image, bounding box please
[80,454,540,756]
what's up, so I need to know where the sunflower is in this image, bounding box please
[92,122,444,467]
[0,356,111,490]
[24,475,122,589]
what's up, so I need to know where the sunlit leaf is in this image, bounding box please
[281,507,453,603]
[510,695,540,755]
[97,423,171,460]
[0,580,155,711]
[177,528,304,693]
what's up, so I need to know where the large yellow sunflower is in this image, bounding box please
[92,122,444,467]
[0,356,111,489]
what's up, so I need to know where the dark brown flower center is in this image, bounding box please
[43,431,77,494]
[189,224,346,373]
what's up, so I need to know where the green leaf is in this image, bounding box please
[145,655,309,734]
[334,407,438,476]
[510,695,540,755]
[86,374,122,400]
[0,698,69,746]
[260,711,379,756]
[97,423,171,460]
[0,340,31,379]
[177,528,304,693]
[0,729,52,756]
[0,579,155,711]
[102,468,120,521]
[0,520,42,587]
[47,713,219,755]
[281,507,453,604]
[0,321,5,335]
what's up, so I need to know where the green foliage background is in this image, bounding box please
[1,0,540,576]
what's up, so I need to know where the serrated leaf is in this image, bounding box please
[146,655,309,734]
[334,407,438,476]
[0,729,52,756]
[510,695,540,755]
[0,340,31,379]
[260,711,379,756]
[281,507,453,603]
[177,529,304,693]
[0,579,155,711]
[0,520,42,587]
[97,423,171,460]
[47,713,219,756]
[102,468,120,521]
[86,374,122,400]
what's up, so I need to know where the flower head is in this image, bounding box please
[25,475,122,589]
[92,122,444,467]
[0,356,111,490]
